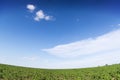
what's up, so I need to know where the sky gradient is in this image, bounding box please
[0,0,120,69]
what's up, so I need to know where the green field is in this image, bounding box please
[0,64,120,80]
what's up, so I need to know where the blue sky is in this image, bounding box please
[0,0,120,69]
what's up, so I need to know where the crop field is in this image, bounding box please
[0,64,120,80]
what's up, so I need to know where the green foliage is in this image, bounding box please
[0,64,120,80]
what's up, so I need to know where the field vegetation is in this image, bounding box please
[0,64,120,80]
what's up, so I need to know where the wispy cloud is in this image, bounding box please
[117,24,120,26]
[50,50,120,69]
[45,16,52,21]
[0,56,7,62]
[22,56,38,61]
[42,29,120,58]
[20,56,51,68]
[34,10,52,21]
[27,4,36,12]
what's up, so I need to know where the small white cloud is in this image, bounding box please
[45,16,52,21]
[27,4,36,12]
[34,10,52,21]
[26,4,53,21]
[117,24,120,26]
[111,24,120,27]
[42,29,120,58]
[34,10,45,21]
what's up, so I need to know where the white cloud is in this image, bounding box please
[110,24,120,27]
[42,29,120,58]
[45,16,52,21]
[17,49,119,69]
[34,10,52,21]
[27,4,36,12]
[50,50,120,69]
[117,24,120,26]
[0,49,120,69]
[26,4,53,21]
[34,10,45,21]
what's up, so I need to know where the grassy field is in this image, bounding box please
[0,64,120,80]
